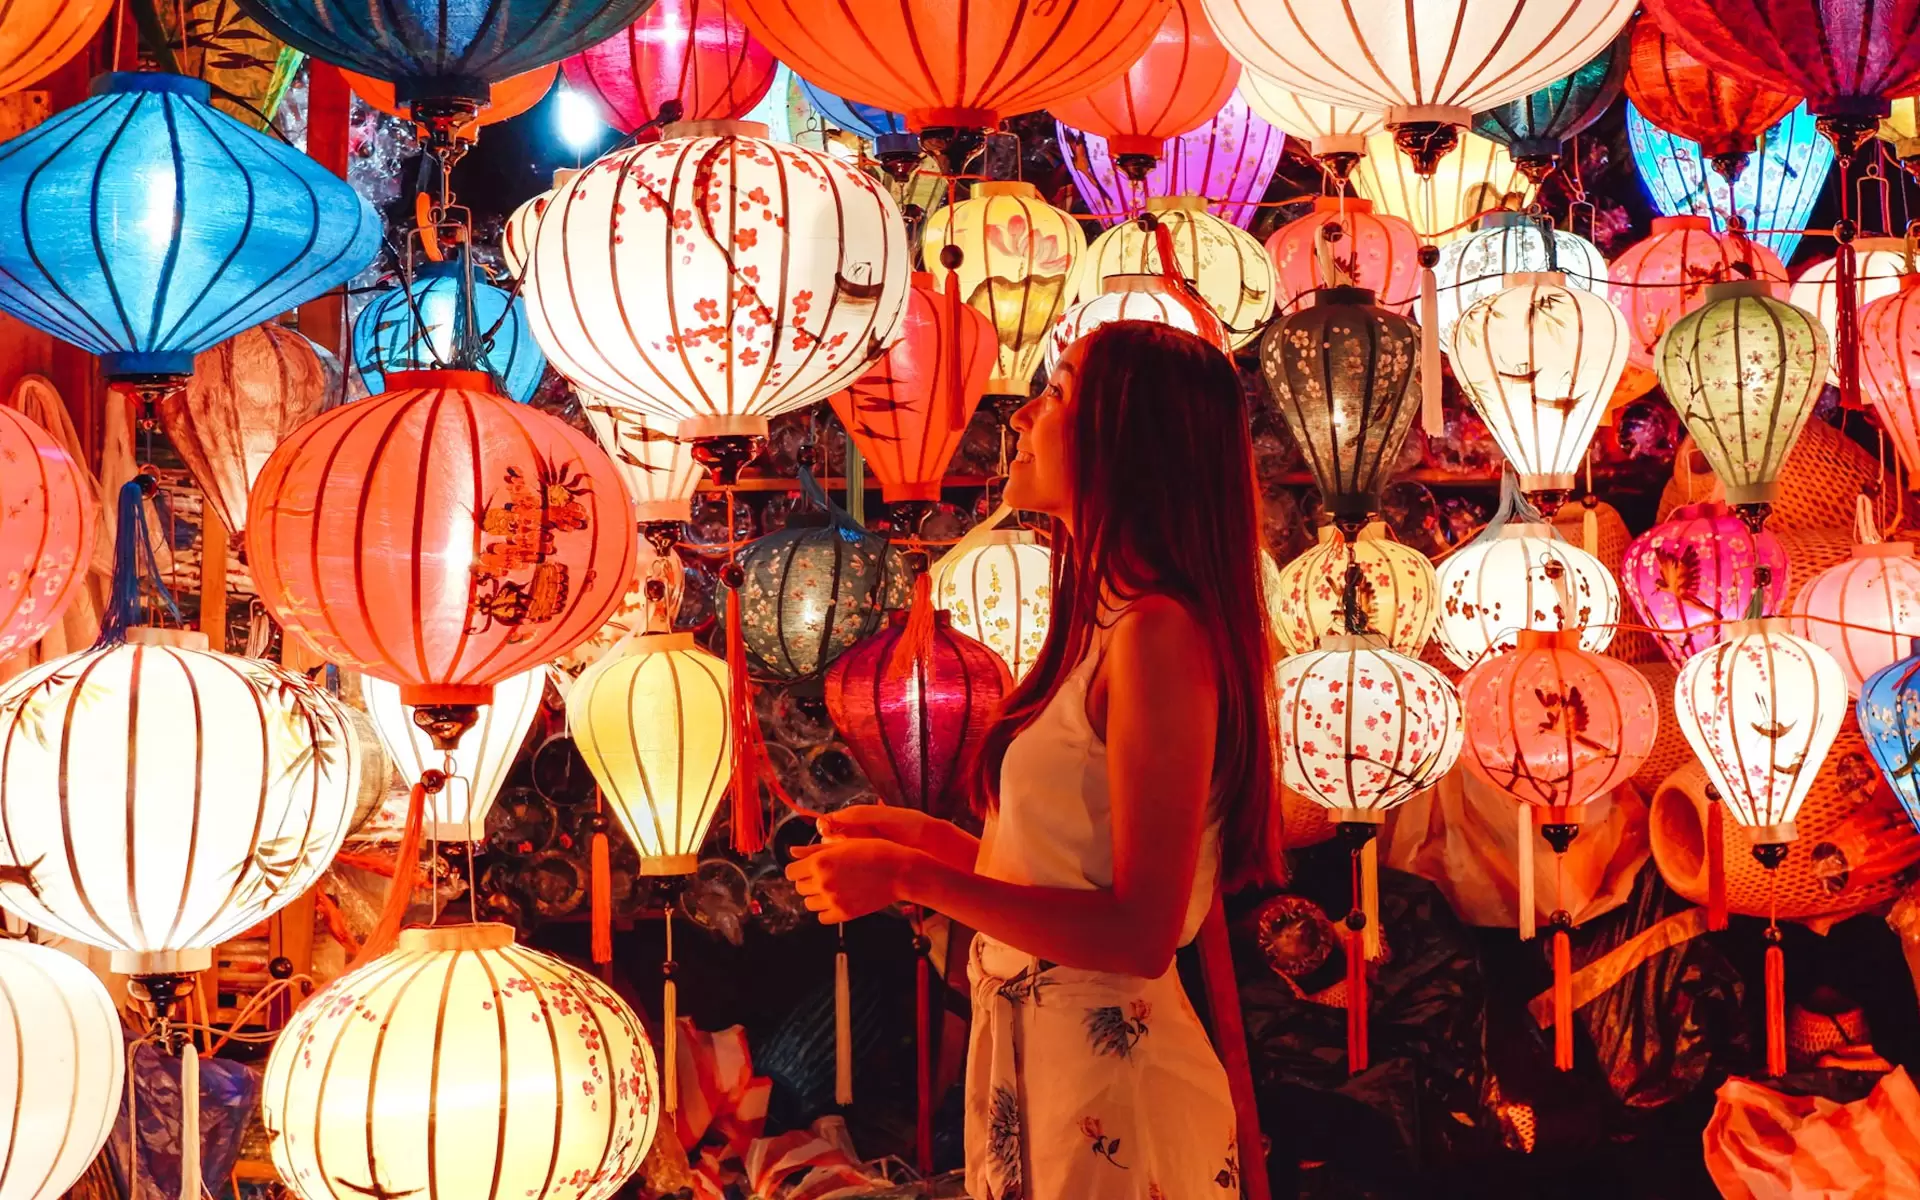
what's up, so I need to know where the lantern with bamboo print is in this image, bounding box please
[1790,500,1920,697]
[1674,620,1848,1076]
[1238,73,1383,186]
[1621,502,1791,667]
[562,0,778,132]
[1270,522,1437,657]
[1459,630,1658,1069]
[1077,195,1274,350]
[578,397,706,553]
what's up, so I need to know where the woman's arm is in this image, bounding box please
[816,805,980,872]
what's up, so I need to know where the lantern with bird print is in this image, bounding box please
[1609,216,1789,369]
[1435,519,1621,670]
[1621,502,1791,666]
[1271,523,1437,657]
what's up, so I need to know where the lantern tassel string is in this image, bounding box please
[590,788,613,968]
[888,572,938,685]
[181,1038,202,1200]
[835,922,854,1105]
[1837,234,1863,410]
[1517,805,1536,941]
[1552,851,1573,1072]
[943,267,969,431]
[1418,252,1443,437]
[913,912,934,1177]
[663,906,679,1114]
[98,476,183,647]
[1765,875,1787,1077]
[724,485,768,855]
[1707,790,1729,932]
[352,780,430,968]
[1360,836,1381,961]
[1345,844,1369,1075]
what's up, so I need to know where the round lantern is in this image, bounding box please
[1787,241,1912,387]
[1049,275,1207,368]
[1059,87,1286,229]
[824,611,1012,821]
[1622,12,1800,180]
[261,923,658,1200]
[735,504,898,679]
[1259,286,1420,529]
[247,370,637,737]
[1791,528,1920,697]
[932,529,1051,680]
[0,938,123,1200]
[1446,272,1631,509]
[0,405,95,662]
[525,122,911,439]
[353,255,547,403]
[1654,281,1828,520]
[163,323,326,540]
[1625,102,1831,263]
[1239,72,1384,183]
[796,77,910,141]
[0,0,113,96]
[1610,216,1789,369]
[341,64,557,126]
[1472,34,1628,183]
[827,271,995,505]
[1077,195,1271,348]
[0,73,378,382]
[1880,96,1920,175]
[503,169,578,279]
[1860,274,1920,478]
[1349,129,1534,245]
[1266,197,1420,316]
[569,633,732,872]
[1433,212,1608,353]
[1622,501,1791,666]
[0,628,361,973]
[1435,523,1621,669]
[563,0,777,131]
[580,399,705,524]
[922,181,1087,397]
[364,668,546,842]
[1270,523,1436,656]
[1052,0,1239,178]
[1858,641,1920,832]
[732,0,1168,131]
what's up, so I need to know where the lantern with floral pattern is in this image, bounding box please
[1621,501,1791,666]
[1435,523,1621,669]
[1077,195,1273,348]
[1271,523,1436,657]
[932,529,1051,680]
[1265,197,1421,315]
[1059,87,1286,229]
[0,404,95,662]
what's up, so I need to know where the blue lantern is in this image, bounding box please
[1473,35,1626,184]
[351,255,546,401]
[1625,100,1832,261]
[1859,641,1920,834]
[0,73,377,381]
[793,76,921,174]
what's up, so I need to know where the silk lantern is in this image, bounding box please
[1623,12,1800,180]
[1260,286,1420,531]
[1052,0,1239,178]
[1435,522,1621,669]
[580,399,705,525]
[1447,272,1630,510]
[1788,241,1912,387]
[827,271,995,505]
[1625,103,1831,262]
[1059,87,1286,229]
[1473,33,1628,183]
[735,475,899,679]
[1858,641,1920,833]
[0,938,124,1200]
[1860,274,1920,478]
[1791,514,1920,696]
[1266,197,1421,316]
[1271,523,1437,656]
[1654,281,1828,523]
[922,182,1087,397]
[353,254,547,403]
[1610,217,1789,369]
[0,405,95,662]
[790,76,927,176]
[247,370,637,743]
[1349,129,1535,245]
[1433,213,1609,353]
[1077,194,1273,348]
[365,669,545,842]
[0,73,377,384]
[1622,501,1791,666]
[524,121,910,441]
[1239,72,1383,184]
[261,923,658,1200]
[342,64,557,127]
[0,0,113,95]
[563,0,777,132]
[503,169,578,279]
[932,528,1051,680]
[1049,275,1207,368]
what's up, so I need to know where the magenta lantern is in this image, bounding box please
[1621,500,1790,665]
[1058,87,1285,230]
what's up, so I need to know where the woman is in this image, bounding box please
[786,321,1279,1199]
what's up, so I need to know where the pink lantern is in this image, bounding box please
[0,404,95,660]
[1791,515,1920,697]
[1608,215,1787,368]
[1265,196,1420,315]
[1057,87,1285,229]
[1859,273,1920,479]
[562,0,777,132]
[1622,501,1790,666]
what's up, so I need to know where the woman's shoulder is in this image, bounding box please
[1101,593,1215,676]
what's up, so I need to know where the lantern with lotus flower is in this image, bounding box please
[1621,501,1791,666]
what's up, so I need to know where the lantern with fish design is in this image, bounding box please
[1621,502,1790,666]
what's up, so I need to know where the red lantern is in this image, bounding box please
[1859,273,1920,479]
[247,369,637,741]
[1265,196,1421,316]
[1051,0,1239,179]
[0,404,95,661]
[562,0,776,132]
[1622,11,1800,179]
[827,272,994,506]
[1607,215,1787,368]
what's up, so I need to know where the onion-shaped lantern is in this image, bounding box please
[1077,195,1274,349]
[525,121,910,442]
[1858,641,1920,833]
[580,400,705,525]
[1610,216,1788,369]
[364,668,546,842]
[1654,281,1828,525]
[1266,197,1420,316]
[1625,102,1831,262]
[1052,0,1239,179]
[1791,522,1920,697]
[1259,286,1420,531]
[1446,272,1631,512]
[1049,275,1207,368]
[1860,275,1920,478]
[0,627,361,975]
[0,405,96,662]
[1239,73,1383,185]
[1472,33,1628,183]
[922,182,1087,398]
[353,254,547,403]
[1270,523,1436,656]
[0,0,114,95]
[569,633,732,872]
[1435,523,1621,669]
[1787,241,1912,387]
[342,64,557,128]
[503,169,578,279]
[1622,11,1800,180]
[0,938,124,1200]
[1621,501,1790,666]
[247,370,637,743]
[1349,129,1534,245]
[735,480,899,679]
[261,923,658,1200]
[827,271,995,505]
[932,529,1051,680]
[0,73,377,385]
[824,611,1012,821]
[563,0,777,131]
[1433,213,1608,353]
[1059,87,1285,229]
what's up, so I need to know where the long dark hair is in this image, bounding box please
[971,321,1282,887]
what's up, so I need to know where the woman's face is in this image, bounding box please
[1006,340,1080,526]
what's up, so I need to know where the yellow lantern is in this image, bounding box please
[1879,96,1920,174]
[1271,523,1437,656]
[503,168,578,278]
[922,181,1087,396]
[1076,194,1276,349]
[1350,129,1534,245]
[1435,523,1620,669]
[363,668,546,842]
[932,528,1052,680]
[1786,240,1912,386]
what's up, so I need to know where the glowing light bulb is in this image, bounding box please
[555,86,605,154]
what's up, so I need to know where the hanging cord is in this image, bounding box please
[662,906,679,1114]
[97,475,184,646]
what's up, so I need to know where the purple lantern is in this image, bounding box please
[1622,501,1791,666]
[1058,87,1284,230]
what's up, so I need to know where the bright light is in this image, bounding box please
[555,87,605,155]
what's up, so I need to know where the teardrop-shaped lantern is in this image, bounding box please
[1347,129,1535,245]
[353,254,548,403]
[932,529,1051,681]
[1609,216,1790,369]
[1266,197,1420,315]
[1625,103,1831,263]
[0,938,124,1200]
[563,0,777,131]
[1239,72,1383,184]
[1858,641,1920,833]
[1049,275,1208,368]
[1621,501,1790,666]
[0,404,96,661]
[364,669,546,842]
[1077,194,1274,349]
[1052,0,1239,179]
[1270,523,1436,656]
[1472,33,1627,183]
[1435,523,1621,669]
[1860,274,1920,479]
[580,400,705,525]
[1787,241,1912,387]
[1434,213,1609,353]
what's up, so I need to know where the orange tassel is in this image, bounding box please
[590,828,613,966]
[352,781,426,967]
[1707,800,1728,932]
[1552,927,1574,1071]
[1346,927,1369,1074]
[1765,941,1787,1076]
[887,572,937,684]
[1419,257,1443,437]
[726,585,766,855]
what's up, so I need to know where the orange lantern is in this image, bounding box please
[1265,197,1420,316]
[732,0,1171,132]
[0,0,113,96]
[247,369,637,744]
[1051,0,1239,179]
[1607,215,1787,369]
[827,272,995,506]
[562,0,777,132]
[1622,10,1800,180]
[0,404,95,661]
[342,64,557,127]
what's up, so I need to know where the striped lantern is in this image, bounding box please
[1076,194,1274,349]
[1265,196,1421,315]
[1239,72,1384,180]
[1349,129,1534,245]
[1608,216,1788,369]
[352,254,548,403]
[1433,213,1609,354]
[364,669,546,842]
[1622,10,1798,180]
[1861,275,1920,480]
[563,0,777,131]
[342,64,557,127]
[1058,87,1286,229]
[1051,0,1239,177]
[0,0,113,96]
[579,399,706,524]
[0,404,95,662]
[1271,523,1436,656]
[1049,275,1207,368]
[261,923,658,1200]
[0,939,124,1200]
[1791,525,1920,698]
[1787,241,1912,388]
[932,529,1052,680]
[1435,523,1621,669]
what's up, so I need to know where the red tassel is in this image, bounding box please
[352,781,427,967]
[1707,799,1728,932]
[915,945,933,1176]
[726,584,766,855]
[1836,237,1862,410]
[1552,928,1574,1071]
[1151,221,1230,352]
[887,572,937,684]
[1346,927,1369,1074]
[1766,941,1787,1077]
[590,828,613,967]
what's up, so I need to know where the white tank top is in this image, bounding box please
[975,626,1221,949]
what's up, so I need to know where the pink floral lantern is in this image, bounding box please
[1790,507,1920,697]
[1057,87,1285,230]
[1265,196,1420,315]
[1621,501,1790,666]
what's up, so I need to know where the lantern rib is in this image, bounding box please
[87,101,154,355]
[644,653,675,857]
[693,649,732,847]
[0,110,113,350]
[347,954,438,1200]
[60,650,133,949]
[153,647,208,952]
[470,948,519,1200]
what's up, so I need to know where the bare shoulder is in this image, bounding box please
[1106,595,1216,682]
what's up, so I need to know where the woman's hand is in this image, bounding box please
[818,804,939,848]
[785,839,924,923]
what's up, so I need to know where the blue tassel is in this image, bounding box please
[95,477,184,646]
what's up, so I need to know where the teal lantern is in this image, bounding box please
[1472,35,1627,184]
[1859,640,1920,835]
[352,254,547,402]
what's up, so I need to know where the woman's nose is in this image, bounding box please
[1009,399,1036,433]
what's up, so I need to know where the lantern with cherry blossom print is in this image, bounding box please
[563,0,777,132]
[1621,501,1791,666]
[0,0,113,96]
[1435,521,1621,669]
[1625,103,1831,262]
[1791,516,1920,697]
[1432,213,1608,354]
[1271,523,1436,656]
[0,404,95,661]
[580,399,705,525]
[1058,87,1286,229]
[1788,241,1912,387]
[1858,642,1920,833]
[1239,73,1383,185]
[1860,274,1920,478]
[1077,195,1274,350]
[1622,10,1800,180]
[932,527,1051,680]
[1266,197,1420,316]
[1052,0,1239,179]
[364,669,546,843]
[1049,276,1208,368]
[1472,33,1628,184]
[1349,130,1535,246]
[1609,216,1788,369]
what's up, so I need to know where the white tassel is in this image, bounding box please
[834,944,853,1106]
[1517,805,1537,941]
[1419,258,1443,436]
[180,1042,201,1200]
[1857,492,1882,545]
[1360,838,1381,961]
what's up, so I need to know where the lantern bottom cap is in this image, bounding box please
[396,922,515,953]
[1518,471,1577,494]
[1327,807,1386,824]
[1745,822,1798,845]
[102,350,194,379]
[1385,104,1470,129]
[635,499,695,523]
[1724,481,1782,507]
[641,854,700,876]
[427,820,487,843]
[400,682,495,707]
[910,107,999,132]
[1309,134,1367,159]
[678,414,771,441]
[112,948,212,975]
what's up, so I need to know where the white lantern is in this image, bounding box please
[503,168,578,278]
[1048,274,1204,367]
[577,396,705,524]
[0,629,361,974]
[1785,239,1912,386]
[364,668,545,842]
[1434,213,1609,352]
[262,923,658,1200]
[1350,129,1535,245]
[1447,272,1630,504]
[1271,523,1437,656]
[1240,71,1383,172]
[1076,194,1275,349]
[932,529,1052,680]
[1435,523,1620,669]
[523,121,911,439]
[0,939,124,1200]
[1790,527,1920,697]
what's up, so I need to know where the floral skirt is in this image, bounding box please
[964,935,1241,1200]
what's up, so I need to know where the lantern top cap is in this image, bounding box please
[1703,280,1773,303]
[397,923,516,954]
[1101,273,1170,295]
[385,369,499,393]
[1727,616,1793,639]
[972,529,1041,547]
[1146,194,1208,214]
[630,631,697,654]
[1503,271,1567,289]
[1307,285,1379,308]
[974,181,1041,200]
[1852,540,1916,560]
[1315,631,1390,653]
[663,119,769,140]
[124,626,210,651]
[92,72,211,103]
[1312,196,1374,214]
[1650,215,1713,234]
[1514,628,1581,651]
[1475,211,1534,230]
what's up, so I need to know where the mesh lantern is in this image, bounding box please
[1266,197,1420,316]
[1049,275,1208,368]
[1858,641,1920,833]
[1271,523,1437,656]
[1349,129,1534,245]
[1051,0,1239,179]
[1059,87,1286,229]
[1622,501,1791,666]
[1860,274,1920,478]
[0,0,113,96]
[1472,33,1628,183]
[932,528,1051,680]
[1077,194,1275,349]
[1654,280,1829,522]
[1239,72,1384,184]
[580,400,705,525]
[261,923,658,1200]
[1788,241,1912,387]
[353,254,548,403]
[524,121,911,440]
[0,405,96,662]
[1433,213,1609,354]
[922,182,1087,397]
[1791,518,1920,697]
[364,668,546,842]
[0,938,124,1200]
[1625,103,1831,263]
[1623,11,1800,180]
[1435,521,1621,669]
[563,0,777,131]
[1611,217,1789,369]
